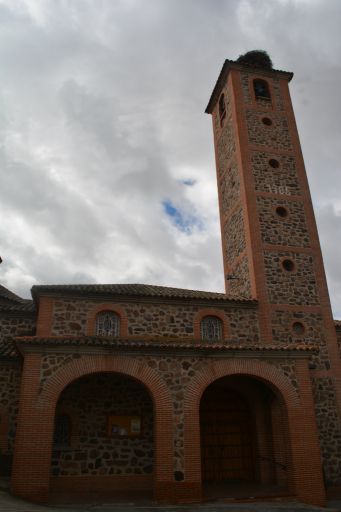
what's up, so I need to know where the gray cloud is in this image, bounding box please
[0,0,340,318]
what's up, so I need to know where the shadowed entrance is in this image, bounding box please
[200,376,289,501]
[50,372,154,504]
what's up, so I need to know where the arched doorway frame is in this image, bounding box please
[11,354,174,503]
[183,358,325,507]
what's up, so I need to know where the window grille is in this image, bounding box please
[53,414,71,447]
[200,316,223,341]
[95,311,120,336]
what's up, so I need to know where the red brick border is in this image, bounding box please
[182,358,325,507]
[86,303,128,336]
[193,309,229,340]
[11,354,173,503]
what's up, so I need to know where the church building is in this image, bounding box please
[1,51,341,507]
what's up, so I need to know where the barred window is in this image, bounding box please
[200,316,223,341]
[253,79,271,100]
[53,414,71,447]
[95,311,120,337]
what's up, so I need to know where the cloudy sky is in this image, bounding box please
[1,0,341,316]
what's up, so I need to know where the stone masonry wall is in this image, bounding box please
[226,256,252,299]
[42,353,300,477]
[52,373,153,476]
[0,363,21,454]
[251,151,301,196]
[241,74,284,112]
[271,310,329,369]
[0,315,35,339]
[246,110,293,151]
[256,197,310,247]
[223,207,246,263]
[220,160,240,215]
[264,251,320,305]
[312,377,341,486]
[51,300,260,342]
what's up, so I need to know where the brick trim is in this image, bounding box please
[0,407,9,453]
[36,297,54,336]
[86,303,128,336]
[182,358,325,507]
[193,309,229,340]
[12,354,173,503]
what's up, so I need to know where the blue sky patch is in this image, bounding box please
[162,200,203,234]
[181,179,196,186]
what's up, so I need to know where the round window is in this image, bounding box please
[282,259,295,272]
[262,117,273,126]
[269,158,280,169]
[292,322,305,336]
[276,206,288,218]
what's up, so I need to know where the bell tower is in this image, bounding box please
[205,51,338,349]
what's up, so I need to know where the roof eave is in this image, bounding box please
[205,59,294,114]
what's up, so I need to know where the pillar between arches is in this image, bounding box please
[11,353,174,504]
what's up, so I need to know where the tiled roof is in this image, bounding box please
[0,302,35,313]
[0,284,27,303]
[31,283,255,303]
[205,58,293,114]
[15,336,317,353]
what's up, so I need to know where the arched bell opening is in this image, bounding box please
[200,375,289,501]
[50,372,154,504]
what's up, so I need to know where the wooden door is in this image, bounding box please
[200,386,254,482]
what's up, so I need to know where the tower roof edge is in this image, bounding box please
[205,59,294,114]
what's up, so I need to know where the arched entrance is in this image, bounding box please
[50,372,154,504]
[11,354,174,505]
[200,375,288,500]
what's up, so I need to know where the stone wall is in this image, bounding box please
[42,352,300,477]
[52,373,153,477]
[271,310,329,369]
[216,116,236,173]
[263,251,319,305]
[0,315,35,338]
[240,74,284,112]
[312,377,341,485]
[226,256,252,299]
[251,151,301,196]
[50,299,260,342]
[0,362,22,475]
[220,160,240,214]
[256,197,310,247]
[246,110,292,151]
[223,207,246,263]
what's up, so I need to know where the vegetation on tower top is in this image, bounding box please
[236,50,273,70]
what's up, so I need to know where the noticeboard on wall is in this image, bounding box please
[107,415,142,437]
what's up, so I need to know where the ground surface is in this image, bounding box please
[0,490,341,512]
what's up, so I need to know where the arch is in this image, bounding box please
[185,359,299,411]
[194,309,229,341]
[253,78,271,100]
[183,358,300,486]
[16,355,173,502]
[86,303,128,336]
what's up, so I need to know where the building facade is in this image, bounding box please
[1,52,341,507]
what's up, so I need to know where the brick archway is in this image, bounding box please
[12,354,173,503]
[182,358,325,507]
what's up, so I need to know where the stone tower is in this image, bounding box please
[206,51,341,486]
